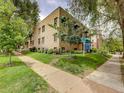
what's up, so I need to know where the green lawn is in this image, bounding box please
[54,54,111,75]
[0,55,55,93]
[25,52,55,64]
[25,52,111,76]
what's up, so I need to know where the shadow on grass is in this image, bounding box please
[0,61,25,69]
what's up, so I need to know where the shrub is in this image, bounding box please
[29,47,37,52]
[47,49,53,54]
[22,50,30,54]
[70,50,75,53]
[44,49,48,54]
[97,49,109,57]
[55,58,83,74]
[54,49,61,54]
[92,48,97,53]
[37,50,41,53]
[73,51,83,54]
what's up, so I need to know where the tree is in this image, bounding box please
[104,37,123,53]
[49,16,84,51]
[12,0,40,40]
[68,0,124,57]
[12,0,39,26]
[0,0,28,65]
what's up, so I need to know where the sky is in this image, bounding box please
[38,0,68,20]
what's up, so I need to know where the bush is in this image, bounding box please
[21,50,30,54]
[54,49,61,54]
[92,48,97,53]
[97,49,109,56]
[44,49,48,54]
[47,49,53,54]
[65,50,82,54]
[55,59,83,74]
[29,47,37,52]
[37,50,41,53]
[73,51,83,54]
[70,50,75,53]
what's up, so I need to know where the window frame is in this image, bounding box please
[38,38,41,45]
[42,25,45,32]
[42,37,45,44]
[53,33,57,42]
[54,17,58,26]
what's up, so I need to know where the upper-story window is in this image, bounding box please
[42,25,45,32]
[38,38,41,45]
[38,27,41,34]
[42,37,45,44]
[30,40,34,45]
[53,33,57,42]
[54,17,58,26]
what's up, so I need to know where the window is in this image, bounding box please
[32,40,34,45]
[53,33,57,42]
[54,47,57,50]
[61,47,65,50]
[38,27,41,34]
[42,25,45,32]
[74,48,77,50]
[38,38,40,45]
[25,42,29,48]
[54,17,58,26]
[42,37,45,44]
[30,40,34,45]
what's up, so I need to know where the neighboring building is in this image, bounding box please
[25,7,101,51]
[90,30,102,49]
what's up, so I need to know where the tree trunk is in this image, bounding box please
[116,0,124,57]
[9,53,12,66]
[122,25,124,58]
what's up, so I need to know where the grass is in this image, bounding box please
[25,52,111,76]
[0,55,55,93]
[53,53,111,75]
[25,52,55,64]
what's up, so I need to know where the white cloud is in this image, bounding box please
[39,13,45,20]
[46,0,57,5]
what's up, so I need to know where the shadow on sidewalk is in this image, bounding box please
[119,57,124,85]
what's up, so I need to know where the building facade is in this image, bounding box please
[25,7,101,51]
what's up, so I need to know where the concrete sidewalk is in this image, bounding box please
[86,55,124,93]
[18,55,124,93]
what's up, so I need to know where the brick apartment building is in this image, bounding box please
[25,7,101,51]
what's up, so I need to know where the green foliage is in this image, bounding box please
[47,49,53,54]
[12,0,39,26]
[55,59,83,74]
[68,0,119,26]
[0,0,28,53]
[54,53,110,75]
[49,16,83,48]
[29,47,37,52]
[105,38,123,52]
[0,17,28,53]
[65,35,81,44]
[68,0,124,53]
[0,0,16,26]
[92,48,97,53]
[97,49,109,57]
